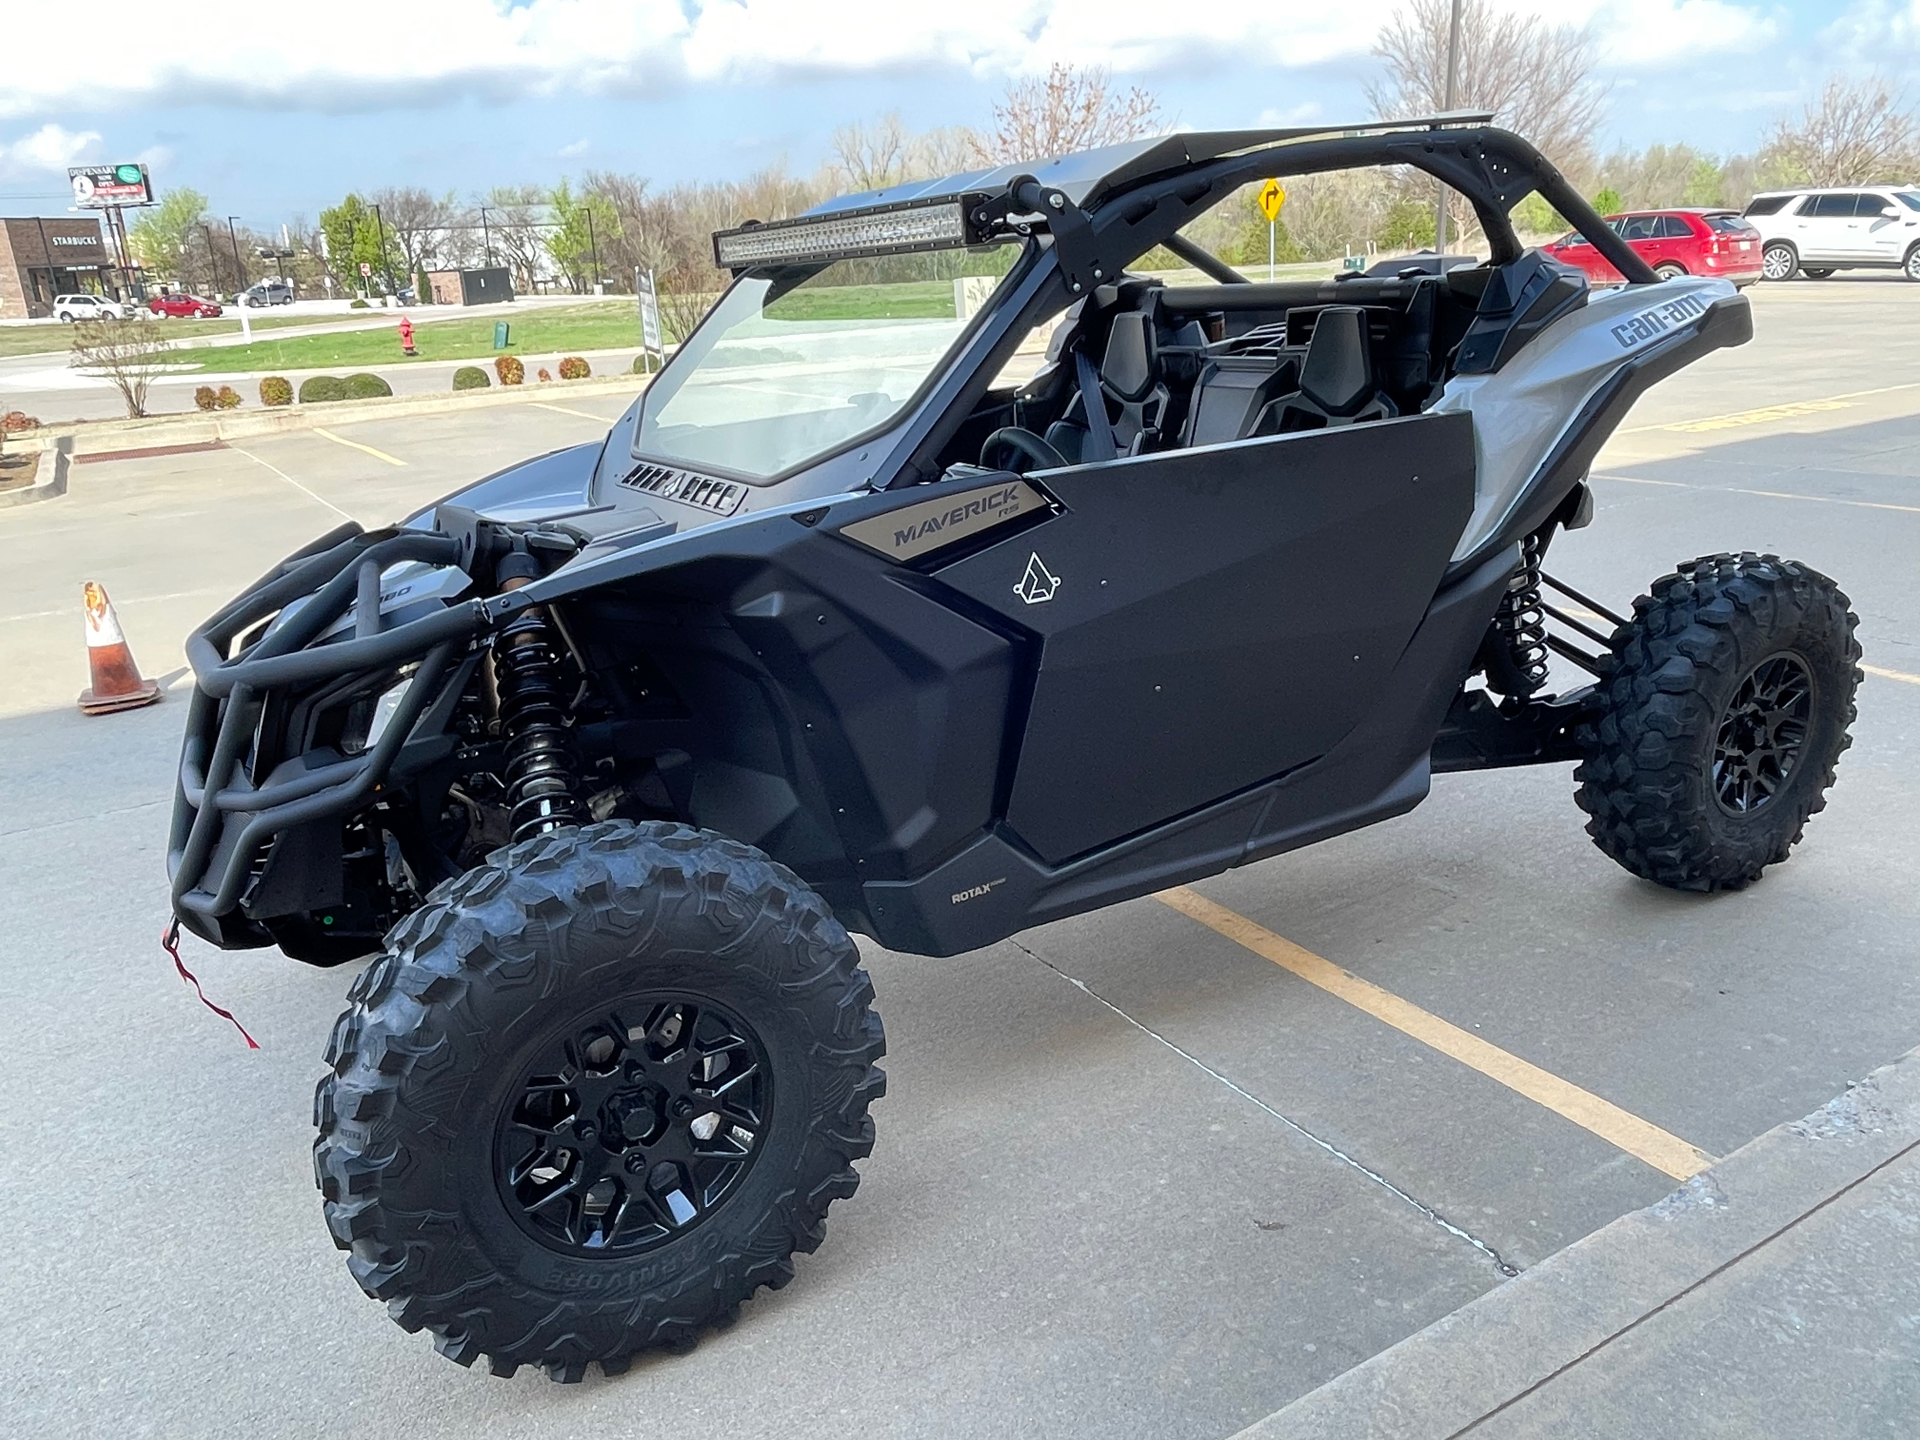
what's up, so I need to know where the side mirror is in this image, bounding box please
[1884,205,1902,218]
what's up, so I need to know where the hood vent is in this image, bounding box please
[621,463,746,516]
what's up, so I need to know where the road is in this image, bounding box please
[0,276,1915,1438]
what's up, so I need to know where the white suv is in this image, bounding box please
[1744,187,1920,281]
[52,293,133,322]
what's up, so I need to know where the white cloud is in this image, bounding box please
[0,122,101,175]
[558,139,591,157]
[0,0,1784,121]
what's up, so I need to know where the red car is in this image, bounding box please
[147,292,223,318]
[1547,209,1764,287]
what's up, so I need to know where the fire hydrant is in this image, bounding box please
[398,315,416,356]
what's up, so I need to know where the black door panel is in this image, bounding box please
[930,413,1475,862]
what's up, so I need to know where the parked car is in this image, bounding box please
[239,281,294,306]
[52,293,132,322]
[1546,209,1763,287]
[148,292,223,319]
[1743,187,1920,281]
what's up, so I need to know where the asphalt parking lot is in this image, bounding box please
[2,277,1917,1437]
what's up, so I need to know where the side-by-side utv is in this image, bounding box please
[168,116,1860,1379]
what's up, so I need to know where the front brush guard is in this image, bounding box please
[168,521,491,942]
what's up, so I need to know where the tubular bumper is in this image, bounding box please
[167,522,489,943]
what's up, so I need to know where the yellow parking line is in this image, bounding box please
[1155,887,1715,1180]
[1864,663,1920,686]
[531,401,608,421]
[1618,380,1920,434]
[1598,474,1920,515]
[312,427,406,467]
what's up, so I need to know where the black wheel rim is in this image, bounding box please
[1712,653,1813,815]
[494,995,773,1257]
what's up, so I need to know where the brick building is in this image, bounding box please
[0,216,116,319]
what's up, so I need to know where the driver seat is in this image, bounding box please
[1045,311,1170,462]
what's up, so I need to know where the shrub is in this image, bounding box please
[343,372,393,399]
[215,385,243,410]
[536,366,552,383]
[258,375,293,407]
[349,298,371,309]
[495,354,524,385]
[299,375,349,403]
[558,355,590,380]
[631,354,653,375]
[1,411,40,432]
[452,365,490,391]
[194,385,219,412]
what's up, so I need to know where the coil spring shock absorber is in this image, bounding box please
[493,550,584,840]
[1485,533,1551,699]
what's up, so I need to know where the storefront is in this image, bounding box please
[0,217,119,319]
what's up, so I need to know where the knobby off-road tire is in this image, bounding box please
[314,820,886,1380]
[1575,553,1860,892]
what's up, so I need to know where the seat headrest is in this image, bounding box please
[1100,312,1158,403]
[1298,306,1373,418]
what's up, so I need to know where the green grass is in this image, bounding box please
[0,312,317,360]
[183,303,649,374]
[767,280,956,321]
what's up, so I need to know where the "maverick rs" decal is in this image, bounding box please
[838,479,1049,561]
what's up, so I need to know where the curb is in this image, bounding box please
[0,435,71,508]
[1231,1045,1920,1440]
[14,371,649,458]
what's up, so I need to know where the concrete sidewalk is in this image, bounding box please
[1234,1047,1920,1439]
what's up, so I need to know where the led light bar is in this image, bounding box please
[713,195,992,270]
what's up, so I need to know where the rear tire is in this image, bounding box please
[1761,243,1798,281]
[1654,262,1686,279]
[314,820,885,1380]
[1904,246,1920,281]
[1804,267,1835,279]
[1575,554,1860,892]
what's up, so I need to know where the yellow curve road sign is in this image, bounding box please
[1258,179,1286,222]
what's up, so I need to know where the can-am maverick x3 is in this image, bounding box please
[169,116,1860,1379]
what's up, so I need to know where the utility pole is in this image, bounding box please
[480,205,494,266]
[1434,0,1464,258]
[227,216,247,295]
[585,206,600,294]
[372,203,396,296]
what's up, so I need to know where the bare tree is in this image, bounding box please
[481,186,552,292]
[69,321,169,418]
[368,187,457,277]
[1368,0,1607,174]
[831,112,914,191]
[974,64,1162,164]
[1761,75,1919,187]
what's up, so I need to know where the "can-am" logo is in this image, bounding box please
[1610,292,1708,349]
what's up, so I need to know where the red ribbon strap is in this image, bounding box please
[162,917,261,1050]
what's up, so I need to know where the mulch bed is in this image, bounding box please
[0,449,41,493]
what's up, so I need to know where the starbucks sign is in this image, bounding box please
[69,163,154,208]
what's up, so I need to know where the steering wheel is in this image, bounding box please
[980,426,1067,475]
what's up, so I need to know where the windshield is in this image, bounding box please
[635,247,1021,481]
[1899,193,1920,212]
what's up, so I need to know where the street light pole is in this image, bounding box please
[1435,0,1464,258]
[585,207,600,294]
[480,206,494,267]
[201,222,221,294]
[226,216,247,297]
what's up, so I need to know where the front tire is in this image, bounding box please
[1654,261,1686,279]
[1904,245,1920,281]
[1761,243,1798,281]
[314,821,886,1380]
[1803,267,1835,279]
[1575,554,1860,892]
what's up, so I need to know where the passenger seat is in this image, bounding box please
[1263,306,1397,432]
[1044,311,1172,462]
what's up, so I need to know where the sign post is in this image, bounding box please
[635,268,663,373]
[1257,180,1286,283]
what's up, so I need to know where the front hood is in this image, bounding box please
[414,440,604,526]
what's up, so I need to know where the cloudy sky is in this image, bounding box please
[1,0,1915,225]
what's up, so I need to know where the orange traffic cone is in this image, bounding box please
[78,581,162,715]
